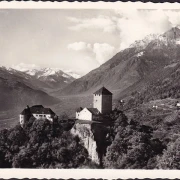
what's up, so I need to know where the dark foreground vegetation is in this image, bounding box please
[0,108,180,169]
[103,109,165,169]
[105,107,180,169]
[0,117,90,168]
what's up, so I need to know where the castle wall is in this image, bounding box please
[32,114,53,121]
[76,112,80,119]
[19,114,31,127]
[93,94,112,114]
[19,115,25,126]
[101,95,112,114]
[78,108,92,121]
[93,94,102,113]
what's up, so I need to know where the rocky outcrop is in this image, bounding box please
[71,122,108,166]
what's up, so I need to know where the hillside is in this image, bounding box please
[6,67,77,92]
[57,27,180,100]
[0,67,59,112]
[0,108,168,169]
[23,67,76,90]
[124,62,180,109]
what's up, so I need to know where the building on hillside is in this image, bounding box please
[176,101,180,109]
[20,105,56,126]
[76,87,113,121]
[76,107,100,121]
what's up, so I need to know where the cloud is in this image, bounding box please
[92,43,115,64]
[68,42,116,64]
[68,10,180,50]
[164,10,180,27]
[12,63,40,71]
[67,15,118,33]
[66,10,180,72]
[115,9,173,50]
[67,42,91,51]
[114,9,180,49]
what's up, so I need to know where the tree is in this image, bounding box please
[12,147,34,168]
[104,118,164,169]
[157,137,180,169]
[0,129,11,168]
[7,125,27,151]
[0,116,89,168]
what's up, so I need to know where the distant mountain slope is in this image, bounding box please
[57,27,180,99]
[128,62,180,105]
[0,67,59,111]
[29,68,75,89]
[2,66,79,93]
[163,27,180,42]
[6,68,53,91]
[11,64,80,90]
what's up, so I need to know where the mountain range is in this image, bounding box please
[10,66,81,89]
[1,27,180,118]
[56,27,180,100]
[0,66,80,111]
[0,67,59,111]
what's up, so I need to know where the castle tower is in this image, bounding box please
[93,87,112,114]
[20,105,31,127]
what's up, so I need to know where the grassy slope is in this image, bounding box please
[125,98,180,144]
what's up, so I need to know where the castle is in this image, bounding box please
[19,105,56,126]
[76,86,113,121]
[19,87,112,126]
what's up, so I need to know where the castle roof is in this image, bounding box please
[31,105,44,108]
[30,107,55,115]
[76,107,83,112]
[93,87,112,95]
[20,105,55,115]
[20,106,31,115]
[87,108,99,115]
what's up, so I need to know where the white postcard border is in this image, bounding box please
[0,1,180,179]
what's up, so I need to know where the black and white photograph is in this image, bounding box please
[1,2,180,172]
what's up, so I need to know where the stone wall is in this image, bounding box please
[93,94,102,113]
[101,95,112,114]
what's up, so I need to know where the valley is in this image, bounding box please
[1,26,180,169]
[0,109,20,130]
[2,7,180,170]
[1,27,180,131]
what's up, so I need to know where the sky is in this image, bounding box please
[1,9,180,75]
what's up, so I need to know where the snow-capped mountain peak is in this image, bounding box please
[1,64,80,90]
[12,63,40,72]
[129,27,180,52]
[129,33,160,51]
[63,69,81,79]
[11,63,81,79]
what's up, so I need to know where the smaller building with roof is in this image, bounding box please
[20,105,56,126]
[76,86,113,121]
